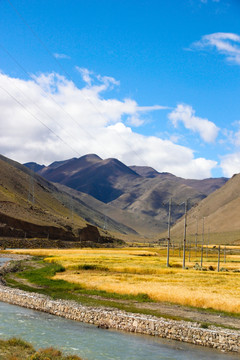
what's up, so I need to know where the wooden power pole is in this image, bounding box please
[183,200,188,269]
[167,198,172,267]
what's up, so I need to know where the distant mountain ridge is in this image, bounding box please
[0,154,135,245]
[37,154,139,203]
[25,154,228,234]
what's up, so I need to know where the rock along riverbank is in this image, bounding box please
[0,257,239,354]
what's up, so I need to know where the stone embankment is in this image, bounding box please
[0,285,239,353]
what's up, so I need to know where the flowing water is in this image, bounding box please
[0,258,238,360]
[0,257,11,265]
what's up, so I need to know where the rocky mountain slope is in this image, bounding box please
[0,154,130,245]
[25,154,227,235]
[169,173,240,244]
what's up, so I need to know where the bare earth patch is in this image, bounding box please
[78,293,240,330]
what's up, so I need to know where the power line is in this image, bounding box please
[5,0,151,167]
[28,164,35,204]
[6,0,73,80]
[0,56,91,155]
[0,43,107,156]
[0,84,81,157]
[1,41,141,165]
[6,0,117,122]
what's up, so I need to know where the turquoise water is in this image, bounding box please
[0,257,11,264]
[0,302,238,360]
[0,257,239,360]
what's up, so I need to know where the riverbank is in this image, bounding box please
[0,283,239,353]
[0,254,239,354]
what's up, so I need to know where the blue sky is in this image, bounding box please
[0,0,240,178]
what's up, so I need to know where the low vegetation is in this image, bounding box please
[6,247,240,314]
[0,338,82,360]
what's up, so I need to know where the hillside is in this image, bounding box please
[27,154,228,235]
[169,173,240,244]
[0,154,129,245]
[54,183,162,236]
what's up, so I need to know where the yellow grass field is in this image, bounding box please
[7,247,240,313]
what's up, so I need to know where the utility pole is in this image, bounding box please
[167,198,172,267]
[206,227,210,258]
[195,216,198,257]
[188,238,191,262]
[217,245,221,272]
[104,214,107,230]
[70,197,74,225]
[183,199,188,269]
[28,166,35,205]
[200,217,205,268]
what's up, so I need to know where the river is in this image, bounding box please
[0,258,238,359]
[0,257,12,265]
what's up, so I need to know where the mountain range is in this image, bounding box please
[2,152,240,244]
[25,154,228,236]
[0,154,130,246]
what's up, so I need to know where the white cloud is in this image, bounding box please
[0,71,217,179]
[76,67,120,90]
[220,121,240,148]
[219,121,240,176]
[220,153,240,177]
[234,130,240,147]
[168,104,219,143]
[194,32,240,65]
[76,67,93,86]
[200,0,220,3]
[54,53,70,60]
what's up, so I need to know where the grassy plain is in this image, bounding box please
[7,247,240,314]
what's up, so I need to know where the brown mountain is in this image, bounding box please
[37,154,139,203]
[0,154,131,246]
[169,173,240,245]
[26,154,228,235]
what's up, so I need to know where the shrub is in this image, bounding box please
[7,337,33,350]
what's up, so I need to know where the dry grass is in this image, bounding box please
[7,247,240,313]
[0,337,82,359]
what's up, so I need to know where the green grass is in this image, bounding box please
[4,258,240,328]
[4,260,191,321]
[7,260,152,302]
[75,264,109,271]
[0,337,82,359]
[5,338,34,349]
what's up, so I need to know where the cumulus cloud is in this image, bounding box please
[234,129,240,147]
[76,67,120,90]
[194,32,240,65]
[76,67,93,86]
[168,104,219,143]
[0,70,217,179]
[220,153,240,177]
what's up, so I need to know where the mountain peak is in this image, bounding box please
[80,154,102,161]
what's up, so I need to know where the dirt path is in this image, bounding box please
[77,295,240,330]
[134,301,240,329]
